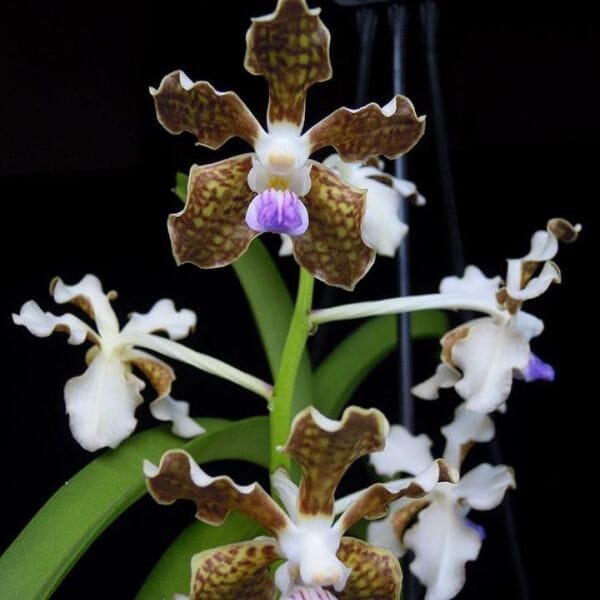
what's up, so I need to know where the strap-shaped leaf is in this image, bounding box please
[0,417,269,599]
[315,311,448,416]
[135,513,263,600]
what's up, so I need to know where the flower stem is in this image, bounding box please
[119,332,273,403]
[270,267,315,473]
[310,293,506,325]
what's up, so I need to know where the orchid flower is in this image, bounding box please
[412,217,581,413]
[13,274,272,451]
[144,406,454,599]
[151,0,425,290]
[280,153,425,257]
[367,405,515,600]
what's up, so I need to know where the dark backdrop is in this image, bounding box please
[1,1,594,598]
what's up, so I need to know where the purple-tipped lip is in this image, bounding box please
[245,188,309,236]
[521,353,555,383]
[464,517,486,541]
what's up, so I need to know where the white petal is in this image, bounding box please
[124,298,196,340]
[52,274,119,337]
[506,260,561,300]
[511,310,544,340]
[361,178,409,256]
[13,300,95,345]
[440,265,501,302]
[405,491,481,600]
[272,469,300,523]
[441,405,495,469]
[454,463,516,510]
[279,234,294,256]
[412,363,461,400]
[64,352,142,451]
[523,228,559,262]
[149,396,204,438]
[370,425,433,477]
[247,156,270,193]
[451,321,530,413]
[366,501,408,557]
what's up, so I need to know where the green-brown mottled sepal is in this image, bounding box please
[144,449,291,534]
[337,537,402,600]
[281,405,389,517]
[168,155,259,268]
[245,0,332,129]
[292,161,375,290]
[151,70,264,148]
[306,95,426,161]
[189,540,280,599]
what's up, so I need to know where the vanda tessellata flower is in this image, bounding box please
[151,0,425,289]
[280,153,425,258]
[367,405,515,600]
[13,274,203,451]
[413,217,581,413]
[144,406,455,599]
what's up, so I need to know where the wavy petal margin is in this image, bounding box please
[306,96,425,161]
[245,0,332,129]
[281,406,389,517]
[151,70,264,148]
[145,449,291,534]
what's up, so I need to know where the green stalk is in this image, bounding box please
[270,267,314,473]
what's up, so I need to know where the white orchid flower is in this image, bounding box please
[12,274,201,451]
[13,274,273,451]
[367,405,515,600]
[280,153,425,258]
[145,406,454,599]
[412,218,581,413]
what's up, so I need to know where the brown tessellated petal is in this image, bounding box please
[337,481,430,534]
[151,71,263,148]
[307,96,425,161]
[281,406,388,517]
[244,0,331,128]
[168,154,259,268]
[128,349,174,400]
[292,161,375,290]
[336,537,402,600]
[189,539,280,599]
[146,450,290,535]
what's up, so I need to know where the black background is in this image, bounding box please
[1,1,594,598]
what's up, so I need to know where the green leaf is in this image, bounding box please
[136,514,262,599]
[0,417,269,600]
[173,171,188,202]
[314,311,448,417]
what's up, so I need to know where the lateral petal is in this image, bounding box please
[123,298,196,340]
[145,449,291,535]
[151,70,264,148]
[306,96,425,161]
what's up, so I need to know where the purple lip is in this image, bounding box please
[246,188,309,236]
[521,353,555,383]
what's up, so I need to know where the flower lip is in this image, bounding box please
[246,188,309,235]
